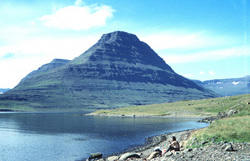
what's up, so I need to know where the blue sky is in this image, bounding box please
[0,0,249,88]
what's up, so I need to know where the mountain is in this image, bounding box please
[0,88,10,94]
[0,31,217,110]
[20,59,70,82]
[193,75,250,96]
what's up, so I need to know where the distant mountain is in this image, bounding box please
[0,31,217,110]
[193,75,250,96]
[0,88,10,94]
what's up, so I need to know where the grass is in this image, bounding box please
[186,116,250,148]
[91,94,250,117]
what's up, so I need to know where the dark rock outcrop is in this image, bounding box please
[0,31,217,109]
[199,109,238,123]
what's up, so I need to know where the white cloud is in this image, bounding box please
[199,71,205,75]
[162,46,250,64]
[140,31,235,51]
[0,57,43,88]
[0,35,98,59]
[208,71,216,76]
[0,35,99,88]
[40,1,114,30]
[139,30,250,65]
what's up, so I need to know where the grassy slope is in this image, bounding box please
[186,116,250,148]
[91,94,250,117]
[92,94,250,144]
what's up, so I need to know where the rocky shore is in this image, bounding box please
[96,129,250,161]
[88,112,249,161]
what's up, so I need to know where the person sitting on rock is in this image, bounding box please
[166,136,180,153]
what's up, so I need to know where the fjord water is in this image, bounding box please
[0,112,207,161]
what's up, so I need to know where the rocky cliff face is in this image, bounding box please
[0,31,217,110]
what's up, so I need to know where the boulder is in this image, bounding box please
[107,156,119,161]
[88,153,103,160]
[227,109,238,116]
[183,148,193,153]
[119,152,141,161]
[217,112,227,118]
[222,143,234,151]
[202,141,209,145]
[164,151,173,157]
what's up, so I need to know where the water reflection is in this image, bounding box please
[0,113,207,161]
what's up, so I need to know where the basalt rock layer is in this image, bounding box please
[0,31,217,109]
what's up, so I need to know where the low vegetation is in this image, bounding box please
[91,94,250,117]
[186,116,250,148]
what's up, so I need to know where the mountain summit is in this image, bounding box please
[0,31,217,110]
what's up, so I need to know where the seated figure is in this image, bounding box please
[166,136,180,152]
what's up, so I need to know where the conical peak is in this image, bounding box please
[73,31,174,71]
[98,31,140,44]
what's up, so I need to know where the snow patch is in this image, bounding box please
[232,81,239,85]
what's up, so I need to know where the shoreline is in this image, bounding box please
[101,125,250,161]
[120,128,201,154]
[84,113,209,160]
[86,112,211,119]
[102,128,199,161]
[90,113,250,161]
[85,115,208,161]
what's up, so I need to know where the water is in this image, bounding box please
[0,112,208,161]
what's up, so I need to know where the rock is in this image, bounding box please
[202,141,209,145]
[164,152,173,157]
[184,148,193,153]
[217,112,227,118]
[191,137,198,145]
[107,156,119,161]
[187,154,194,158]
[119,152,141,161]
[227,109,238,116]
[223,143,234,151]
[199,116,217,123]
[88,153,103,160]
[96,159,105,161]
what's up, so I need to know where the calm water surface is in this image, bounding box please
[0,112,207,161]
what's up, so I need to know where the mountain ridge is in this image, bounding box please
[0,31,217,110]
[193,75,250,96]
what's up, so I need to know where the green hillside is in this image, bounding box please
[91,94,250,117]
